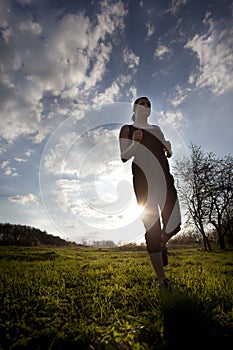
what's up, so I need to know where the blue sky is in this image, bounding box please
[0,0,232,244]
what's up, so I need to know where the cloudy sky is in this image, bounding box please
[0,0,232,245]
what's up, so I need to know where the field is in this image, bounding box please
[0,246,232,349]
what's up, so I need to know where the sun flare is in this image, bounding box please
[123,201,144,222]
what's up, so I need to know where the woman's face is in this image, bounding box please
[135,98,151,117]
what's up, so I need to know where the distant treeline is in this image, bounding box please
[0,223,75,247]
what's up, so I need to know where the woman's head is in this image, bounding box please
[132,97,151,121]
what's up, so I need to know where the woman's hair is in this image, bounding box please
[132,96,151,121]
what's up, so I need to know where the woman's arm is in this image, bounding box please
[154,126,172,158]
[119,125,142,162]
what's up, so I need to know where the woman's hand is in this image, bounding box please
[163,147,172,158]
[133,129,143,142]
[119,126,143,162]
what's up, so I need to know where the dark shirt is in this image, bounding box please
[120,124,171,176]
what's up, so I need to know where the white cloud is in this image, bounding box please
[42,125,123,177]
[1,160,18,176]
[96,0,126,37]
[0,1,127,143]
[158,110,184,128]
[185,14,233,96]
[0,147,6,155]
[84,43,113,90]
[53,163,134,230]
[63,128,122,179]
[130,87,137,100]
[31,126,53,144]
[42,131,79,175]
[1,160,10,168]
[4,167,18,176]
[146,22,155,38]
[154,44,172,60]
[188,74,196,85]
[122,48,140,70]
[53,179,81,213]
[19,19,42,34]
[25,150,34,157]
[40,122,134,232]
[92,82,120,105]
[169,84,191,107]
[14,157,27,162]
[8,193,38,204]
[166,0,188,14]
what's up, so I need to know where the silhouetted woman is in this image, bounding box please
[119,97,181,289]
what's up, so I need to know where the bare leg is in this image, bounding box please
[142,210,167,282]
[149,252,166,283]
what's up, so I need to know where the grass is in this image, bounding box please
[0,246,232,349]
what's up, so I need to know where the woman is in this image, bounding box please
[119,97,181,289]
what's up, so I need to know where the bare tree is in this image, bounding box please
[174,144,212,251]
[174,145,233,250]
[201,154,233,249]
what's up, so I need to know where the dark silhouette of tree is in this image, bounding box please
[223,212,233,246]
[92,240,117,248]
[174,144,233,250]
[174,144,212,251]
[202,154,233,249]
[0,223,74,247]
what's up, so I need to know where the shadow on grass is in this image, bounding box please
[158,287,233,350]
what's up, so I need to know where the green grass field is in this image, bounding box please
[0,246,232,349]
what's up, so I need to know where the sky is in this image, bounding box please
[0,0,232,245]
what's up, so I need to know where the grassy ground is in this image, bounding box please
[0,246,232,349]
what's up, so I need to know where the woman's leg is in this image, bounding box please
[148,252,166,282]
[161,174,181,243]
[133,168,169,284]
[143,212,167,282]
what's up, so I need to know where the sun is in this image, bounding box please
[122,200,144,223]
